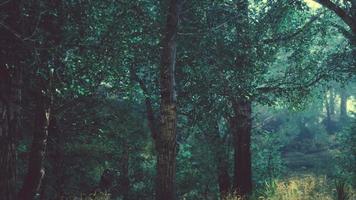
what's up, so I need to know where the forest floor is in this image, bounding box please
[252,142,356,200]
[250,174,356,200]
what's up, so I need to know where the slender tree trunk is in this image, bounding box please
[208,125,231,199]
[128,1,180,197]
[156,0,180,199]
[329,88,335,116]
[47,116,66,200]
[340,87,348,121]
[0,1,23,199]
[19,0,62,197]
[230,100,252,196]
[0,67,21,200]
[120,140,130,200]
[324,91,332,132]
[325,93,331,122]
[18,89,51,200]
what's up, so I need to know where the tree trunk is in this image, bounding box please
[120,140,130,200]
[231,0,252,197]
[340,87,348,121]
[156,0,180,199]
[329,88,335,116]
[324,91,333,132]
[230,100,252,196]
[18,91,51,200]
[0,68,20,199]
[325,92,331,122]
[0,1,23,198]
[19,0,62,197]
[47,116,66,200]
[209,125,231,199]
[0,85,18,200]
[217,157,230,199]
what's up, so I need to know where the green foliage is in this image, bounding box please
[333,118,356,186]
[3,0,355,199]
[252,130,285,185]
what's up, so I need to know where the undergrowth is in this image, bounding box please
[225,175,356,200]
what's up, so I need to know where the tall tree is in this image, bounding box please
[0,1,24,199]
[156,0,180,199]
[19,0,63,198]
[229,0,253,195]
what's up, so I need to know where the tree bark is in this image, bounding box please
[0,67,21,200]
[18,89,51,200]
[231,0,253,197]
[19,0,62,198]
[0,1,23,199]
[230,100,252,196]
[155,0,180,199]
[217,157,230,199]
[47,116,66,200]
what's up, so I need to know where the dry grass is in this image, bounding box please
[258,175,333,200]
[226,175,356,200]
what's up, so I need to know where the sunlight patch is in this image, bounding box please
[304,0,321,9]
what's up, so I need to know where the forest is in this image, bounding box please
[0,0,355,199]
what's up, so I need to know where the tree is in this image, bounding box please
[0,1,26,199]
[18,0,63,198]
[311,0,355,72]
[155,0,180,199]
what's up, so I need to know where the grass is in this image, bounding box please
[257,175,334,200]
[225,174,356,200]
[64,192,111,200]
[63,175,355,200]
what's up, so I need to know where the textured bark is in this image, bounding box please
[18,91,51,200]
[0,78,19,200]
[0,1,23,199]
[230,100,252,196]
[217,158,230,199]
[19,1,62,198]
[0,68,21,200]
[48,117,66,200]
[156,0,180,199]
[231,0,253,197]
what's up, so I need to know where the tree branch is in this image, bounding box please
[129,63,159,139]
[314,0,356,33]
[261,12,323,44]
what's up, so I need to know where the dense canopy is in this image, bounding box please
[0,0,355,200]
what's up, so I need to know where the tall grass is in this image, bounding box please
[226,175,356,200]
[257,175,334,200]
